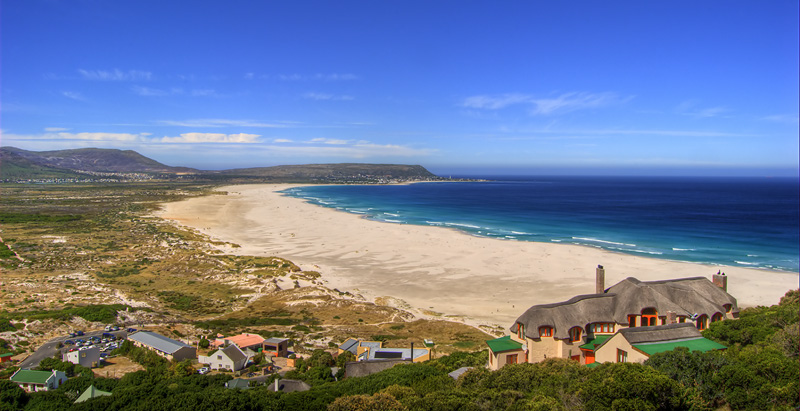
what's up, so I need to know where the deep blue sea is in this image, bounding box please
[281,176,800,272]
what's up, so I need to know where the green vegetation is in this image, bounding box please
[0,304,145,325]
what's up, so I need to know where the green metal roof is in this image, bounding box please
[75,385,112,403]
[486,335,523,353]
[0,352,13,357]
[585,362,602,368]
[10,369,52,384]
[633,337,726,356]
[579,335,612,351]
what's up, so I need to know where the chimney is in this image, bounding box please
[595,265,605,294]
[712,272,727,292]
[274,377,279,392]
[667,311,677,324]
[410,342,414,363]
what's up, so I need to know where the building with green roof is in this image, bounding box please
[594,323,726,364]
[9,369,68,392]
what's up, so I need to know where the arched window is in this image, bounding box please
[539,326,553,337]
[711,313,723,323]
[723,304,732,313]
[569,327,582,343]
[641,308,658,327]
[696,314,708,331]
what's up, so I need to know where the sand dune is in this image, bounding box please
[157,184,799,327]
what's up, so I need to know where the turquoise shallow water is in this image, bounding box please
[282,176,800,272]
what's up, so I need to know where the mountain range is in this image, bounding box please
[0,147,437,182]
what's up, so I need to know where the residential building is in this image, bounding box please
[338,339,430,362]
[225,378,251,389]
[0,352,13,363]
[486,268,737,370]
[63,346,100,368]
[127,331,196,362]
[263,337,289,357]
[199,344,250,371]
[212,333,266,352]
[10,369,68,392]
[267,378,310,393]
[593,323,726,364]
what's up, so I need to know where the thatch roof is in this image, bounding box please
[512,276,737,340]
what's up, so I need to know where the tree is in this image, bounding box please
[336,351,355,369]
[0,380,27,411]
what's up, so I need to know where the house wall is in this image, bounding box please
[202,352,235,371]
[594,334,649,364]
[171,346,197,362]
[525,337,560,363]
[63,347,100,368]
[488,349,524,371]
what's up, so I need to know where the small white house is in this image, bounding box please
[199,344,250,371]
[63,346,100,368]
[10,369,68,392]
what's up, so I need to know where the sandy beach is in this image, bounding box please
[157,184,799,327]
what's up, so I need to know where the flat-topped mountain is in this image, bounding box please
[0,147,439,182]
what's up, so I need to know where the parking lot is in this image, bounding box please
[16,328,131,369]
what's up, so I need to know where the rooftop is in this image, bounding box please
[128,331,191,354]
[486,335,523,353]
[10,369,55,384]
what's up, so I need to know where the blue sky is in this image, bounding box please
[2,1,798,176]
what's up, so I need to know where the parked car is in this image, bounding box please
[64,340,75,345]
[127,328,137,333]
[75,331,85,336]
[198,367,209,375]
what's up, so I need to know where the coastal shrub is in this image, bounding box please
[579,362,686,411]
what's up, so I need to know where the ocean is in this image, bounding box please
[281,176,800,272]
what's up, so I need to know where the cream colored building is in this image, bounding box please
[486,268,737,370]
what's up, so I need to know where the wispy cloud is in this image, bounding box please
[6,132,147,142]
[44,127,69,132]
[131,86,180,96]
[675,100,730,118]
[61,91,87,102]
[462,92,631,115]
[157,119,289,128]
[310,138,351,145]
[760,114,799,123]
[303,92,354,101]
[160,133,260,143]
[78,69,152,81]
[278,73,358,81]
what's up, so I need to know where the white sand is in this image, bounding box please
[157,184,799,327]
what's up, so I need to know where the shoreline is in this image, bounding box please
[157,183,799,328]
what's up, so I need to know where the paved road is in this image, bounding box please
[17,330,128,369]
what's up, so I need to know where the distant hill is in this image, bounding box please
[0,147,196,175]
[218,163,437,180]
[0,147,439,182]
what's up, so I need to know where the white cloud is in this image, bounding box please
[675,100,730,118]
[273,139,293,143]
[303,92,354,101]
[158,119,288,128]
[62,91,87,102]
[278,73,358,81]
[760,114,799,123]
[78,69,152,81]
[310,138,350,145]
[462,92,630,115]
[131,86,175,96]
[159,133,261,143]
[44,127,69,132]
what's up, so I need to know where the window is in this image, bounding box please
[678,316,686,323]
[696,315,708,331]
[641,308,658,326]
[217,355,222,360]
[569,327,582,342]
[589,323,615,333]
[517,323,525,339]
[617,349,627,363]
[539,326,553,337]
[506,354,518,365]
[711,313,723,322]
[627,315,637,327]
[723,304,732,313]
